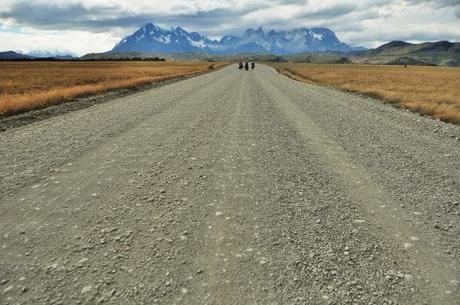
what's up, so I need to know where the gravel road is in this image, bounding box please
[0,65,459,305]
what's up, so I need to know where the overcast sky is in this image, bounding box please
[0,0,459,55]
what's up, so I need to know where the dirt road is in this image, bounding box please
[0,65,459,305]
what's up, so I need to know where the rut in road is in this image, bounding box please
[0,65,459,305]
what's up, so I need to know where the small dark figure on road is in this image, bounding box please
[245,62,249,71]
[251,62,255,70]
[239,59,244,70]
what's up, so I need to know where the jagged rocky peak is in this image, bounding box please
[112,23,352,54]
[245,27,265,35]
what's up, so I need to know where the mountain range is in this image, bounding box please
[1,23,459,66]
[0,51,33,60]
[0,50,75,60]
[350,40,460,66]
[26,50,77,59]
[112,23,352,54]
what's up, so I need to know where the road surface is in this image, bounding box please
[0,65,459,305]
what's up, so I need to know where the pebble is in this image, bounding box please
[387,270,405,279]
[78,258,89,266]
[403,242,413,250]
[259,258,268,265]
[404,274,414,281]
[2,285,14,293]
[81,285,92,293]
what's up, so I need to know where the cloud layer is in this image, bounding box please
[0,0,459,55]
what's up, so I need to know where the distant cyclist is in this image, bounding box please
[251,62,255,70]
[239,59,244,70]
[245,61,249,71]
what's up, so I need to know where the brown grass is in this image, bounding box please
[0,61,226,115]
[271,63,460,124]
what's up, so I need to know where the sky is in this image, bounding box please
[0,0,459,55]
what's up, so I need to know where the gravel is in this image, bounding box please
[0,64,458,304]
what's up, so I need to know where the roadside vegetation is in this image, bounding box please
[272,63,460,124]
[0,61,225,115]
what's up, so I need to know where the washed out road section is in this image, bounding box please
[0,65,459,304]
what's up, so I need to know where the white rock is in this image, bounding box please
[259,258,268,265]
[2,285,14,294]
[404,242,413,249]
[81,285,92,293]
[78,258,89,264]
[404,274,414,281]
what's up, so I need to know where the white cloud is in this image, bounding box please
[0,0,458,54]
[0,28,118,55]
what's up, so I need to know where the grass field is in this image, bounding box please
[0,61,225,115]
[271,63,460,124]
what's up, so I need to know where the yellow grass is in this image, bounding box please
[271,63,460,124]
[0,61,226,115]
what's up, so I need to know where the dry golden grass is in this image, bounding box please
[272,63,460,124]
[0,61,226,115]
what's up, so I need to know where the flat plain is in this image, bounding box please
[0,61,224,115]
[272,63,460,124]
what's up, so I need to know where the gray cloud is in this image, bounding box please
[0,0,458,54]
[1,2,137,32]
[0,1,268,35]
[0,1,400,35]
[405,0,460,8]
[297,3,357,19]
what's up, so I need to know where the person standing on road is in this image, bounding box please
[251,62,255,70]
[245,61,249,71]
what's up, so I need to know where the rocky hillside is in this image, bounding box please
[351,41,460,66]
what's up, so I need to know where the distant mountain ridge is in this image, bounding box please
[0,51,32,60]
[351,40,460,66]
[26,50,76,59]
[0,50,75,60]
[112,23,352,54]
[2,33,458,67]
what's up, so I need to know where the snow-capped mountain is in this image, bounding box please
[112,23,352,54]
[113,23,217,53]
